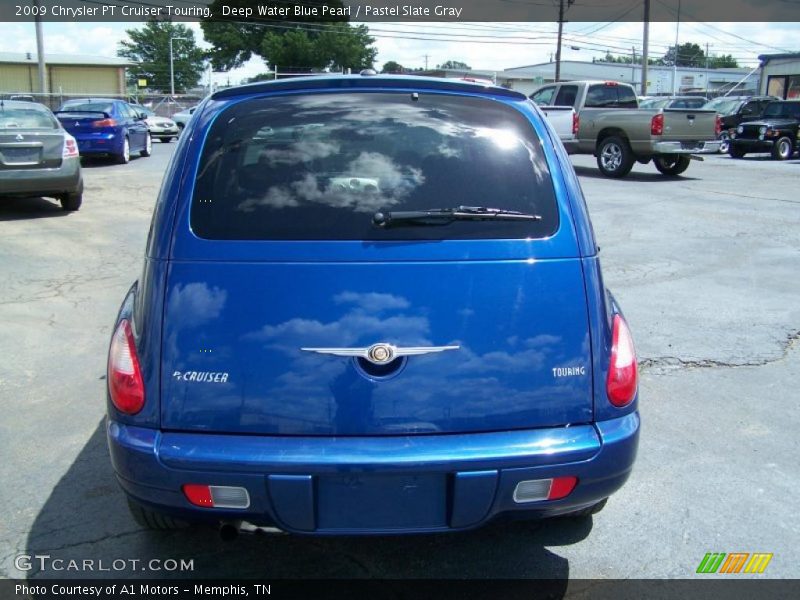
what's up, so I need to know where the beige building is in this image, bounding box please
[0,52,133,97]
[758,53,800,100]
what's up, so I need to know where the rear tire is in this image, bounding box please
[559,498,608,519]
[771,137,793,160]
[653,155,691,176]
[59,181,83,212]
[729,146,746,159]
[127,498,189,531]
[115,137,130,164]
[596,136,635,178]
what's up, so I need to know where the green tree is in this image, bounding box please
[663,42,706,68]
[201,1,375,72]
[381,60,404,73]
[709,54,739,68]
[437,60,471,70]
[117,20,206,93]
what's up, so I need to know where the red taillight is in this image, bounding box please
[604,81,619,86]
[548,476,578,500]
[715,115,722,136]
[650,113,664,136]
[62,134,79,158]
[92,118,117,127]
[607,315,638,407]
[108,319,145,415]
[183,484,214,507]
[572,112,580,136]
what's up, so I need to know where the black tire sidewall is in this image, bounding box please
[597,136,634,178]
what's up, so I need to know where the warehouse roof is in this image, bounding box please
[0,52,135,66]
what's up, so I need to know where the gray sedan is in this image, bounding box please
[0,100,83,211]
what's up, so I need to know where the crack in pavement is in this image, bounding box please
[640,330,800,373]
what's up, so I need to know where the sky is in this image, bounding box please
[0,20,797,87]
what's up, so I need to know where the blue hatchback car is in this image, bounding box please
[56,98,151,164]
[107,75,640,537]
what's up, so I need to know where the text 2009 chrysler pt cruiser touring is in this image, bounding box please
[106,74,640,537]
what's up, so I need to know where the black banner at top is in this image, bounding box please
[2,0,800,22]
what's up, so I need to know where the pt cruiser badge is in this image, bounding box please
[301,343,460,365]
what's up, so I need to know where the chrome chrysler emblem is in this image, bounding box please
[301,343,460,365]
[15,134,24,141]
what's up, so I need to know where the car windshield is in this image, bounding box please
[703,98,742,114]
[191,92,559,241]
[762,102,800,119]
[0,107,58,129]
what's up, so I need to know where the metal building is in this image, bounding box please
[0,52,133,97]
[758,53,800,100]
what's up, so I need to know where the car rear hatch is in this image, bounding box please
[161,89,593,436]
[55,110,110,136]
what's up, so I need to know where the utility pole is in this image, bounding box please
[555,0,574,82]
[705,42,710,96]
[423,54,429,70]
[672,0,681,95]
[641,0,650,96]
[33,0,47,95]
[631,46,637,87]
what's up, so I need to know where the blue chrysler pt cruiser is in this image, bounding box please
[106,74,640,537]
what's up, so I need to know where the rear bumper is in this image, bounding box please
[0,157,82,196]
[108,411,640,534]
[653,140,722,154]
[73,132,123,156]
[148,126,179,138]
[562,139,579,154]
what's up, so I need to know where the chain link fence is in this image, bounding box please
[0,92,204,117]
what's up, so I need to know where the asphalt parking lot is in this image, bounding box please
[1,144,798,581]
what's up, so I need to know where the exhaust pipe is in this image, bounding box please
[219,520,284,540]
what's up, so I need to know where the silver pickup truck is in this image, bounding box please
[531,80,721,178]
[536,104,578,154]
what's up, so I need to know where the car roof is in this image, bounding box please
[62,98,122,104]
[0,99,51,110]
[211,74,526,101]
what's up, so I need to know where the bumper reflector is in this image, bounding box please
[513,476,578,503]
[183,484,250,509]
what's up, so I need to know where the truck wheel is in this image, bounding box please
[596,136,635,178]
[718,132,730,154]
[653,155,690,176]
[729,146,746,159]
[771,137,793,160]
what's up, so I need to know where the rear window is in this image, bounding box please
[60,102,113,114]
[762,102,800,119]
[0,107,58,129]
[586,84,637,109]
[191,92,559,241]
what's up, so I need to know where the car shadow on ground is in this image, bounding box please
[79,156,144,169]
[23,420,590,588]
[572,165,700,182]
[0,196,69,221]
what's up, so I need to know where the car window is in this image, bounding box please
[762,102,800,118]
[683,98,706,109]
[703,98,741,114]
[554,85,578,108]
[0,107,59,129]
[119,104,135,120]
[616,86,638,108]
[585,85,619,108]
[191,92,559,241]
[60,102,113,114]
[530,86,556,105]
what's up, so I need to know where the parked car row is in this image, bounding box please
[532,82,800,168]
[0,96,199,212]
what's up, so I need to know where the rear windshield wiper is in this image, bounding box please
[372,206,542,228]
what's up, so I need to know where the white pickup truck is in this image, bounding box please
[536,104,579,154]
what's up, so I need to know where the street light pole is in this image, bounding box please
[169,36,188,96]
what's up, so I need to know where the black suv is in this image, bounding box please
[729,100,800,160]
[704,95,778,153]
